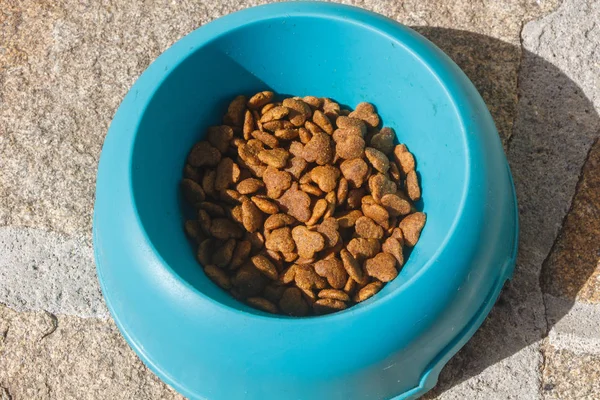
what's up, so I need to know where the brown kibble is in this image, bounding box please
[381,193,412,216]
[188,141,222,167]
[365,252,398,282]
[215,158,241,191]
[382,237,404,267]
[258,148,290,168]
[354,281,383,302]
[183,164,202,182]
[204,264,232,290]
[283,98,312,126]
[277,182,312,223]
[347,238,381,260]
[314,257,348,289]
[336,116,367,137]
[199,202,225,217]
[314,298,347,314]
[364,147,390,174]
[324,191,337,218]
[197,239,213,266]
[340,158,369,188]
[246,297,278,313]
[304,120,324,136]
[184,220,202,242]
[391,227,404,242]
[236,178,264,195]
[294,264,327,290]
[399,212,426,247]
[213,239,236,268]
[303,96,322,109]
[370,127,395,155]
[336,210,363,228]
[346,188,366,209]
[362,203,390,229]
[336,177,348,206]
[394,144,416,174]
[241,199,263,233]
[406,170,421,201]
[318,289,350,302]
[316,217,340,248]
[312,110,334,134]
[260,106,289,123]
[310,165,340,192]
[279,287,309,316]
[335,131,365,160]
[251,130,279,149]
[355,216,384,239]
[285,156,308,179]
[289,141,304,157]
[349,102,380,129]
[247,91,274,109]
[261,103,276,114]
[238,139,264,165]
[306,198,329,226]
[281,264,297,284]
[265,227,296,253]
[181,179,206,206]
[322,98,341,120]
[300,183,324,197]
[250,196,279,214]
[274,128,299,140]
[344,277,357,294]
[197,209,212,235]
[230,205,244,225]
[389,161,401,182]
[232,263,268,297]
[219,189,243,205]
[243,110,255,139]
[208,126,235,154]
[302,131,334,165]
[298,127,312,144]
[246,231,265,252]
[262,120,293,132]
[210,218,243,239]
[292,226,326,259]
[251,254,279,280]
[264,213,296,231]
[230,240,252,269]
[263,284,286,303]
[223,95,246,126]
[368,173,397,202]
[263,166,292,199]
[340,249,365,284]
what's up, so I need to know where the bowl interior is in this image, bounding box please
[131,15,467,314]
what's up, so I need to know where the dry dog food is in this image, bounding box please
[181,92,426,316]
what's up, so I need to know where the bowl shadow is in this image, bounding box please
[410,27,600,396]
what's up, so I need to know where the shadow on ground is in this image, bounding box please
[411,27,600,396]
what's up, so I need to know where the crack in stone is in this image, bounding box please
[41,311,58,340]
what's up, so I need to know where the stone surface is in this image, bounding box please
[0,0,599,398]
[0,304,182,399]
[541,345,600,400]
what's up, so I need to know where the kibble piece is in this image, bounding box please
[314,298,347,314]
[346,188,366,209]
[349,102,380,129]
[263,284,286,303]
[277,182,312,223]
[236,178,264,195]
[302,131,334,165]
[304,120,324,136]
[381,193,411,216]
[251,254,279,280]
[335,131,366,160]
[303,96,322,109]
[243,110,255,139]
[265,227,296,253]
[365,252,398,282]
[204,264,232,290]
[316,217,340,248]
[364,147,390,174]
[336,116,367,137]
[340,158,369,189]
[394,144,416,174]
[340,249,365,284]
[247,91,274,109]
[283,98,312,126]
[183,164,202,182]
[258,148,290,168]
[263,167,292,199]
[230,240,252,269]
[337,177,349,206]
[274,128,299,140]
[314,257,348,289]
[292,226,326,259]
[215,158,241,191]
[213,239,237,268]
[389,161,401,181]
[399,212,426,247]
[369,127,395,155]
[264,213,296,231]
[232,263,268,297]
[207,125,235,154]
[382,237,404,267]
[312,110,334,134]
[294,264,327,290]
[318,289,350,302]
[285,156,308,179]
[210,218,244,239]
[223,95,246,126]
[197,209,212,235]
[262,120,292,132]
[197,239,213,266]
[347,238,381,260]
[310,165,340,193]
[368,173,397,202]
[354,281,383,302]
[238,139,263,165]
[336,210,363,228]
[241,199,263,233]
[306,199,329,226]
[181,179,206,206]
[281,264,297,284]
[199,202,225,217]
[251,130,279,149]
[188,141,222,167]
[260,106,289,123]
[298,127,312,144]
[322,98,341,119]
[344,277,357,295]
[362,203,390,229]
[406,170,421,201]
[355,216,384,239]
[279,287,309,316]
[184,220,202,241]
[300,183,324,197]
[246,297,278,313]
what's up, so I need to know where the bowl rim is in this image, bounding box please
[124,2,471,322]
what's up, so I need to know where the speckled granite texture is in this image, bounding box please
[1,0,599,398]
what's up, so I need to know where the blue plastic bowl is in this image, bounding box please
[94,2,518,399]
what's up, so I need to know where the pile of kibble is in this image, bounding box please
[181,92,425,316]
